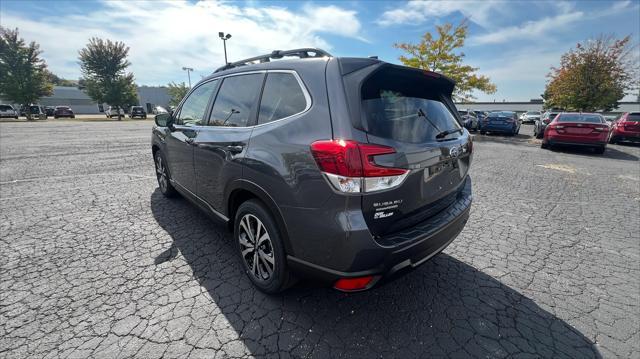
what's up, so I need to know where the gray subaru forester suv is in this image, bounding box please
[151,48,473,293]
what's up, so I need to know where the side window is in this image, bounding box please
[258,73,307,125]
[209,74,263,127]
[175,80,217,126]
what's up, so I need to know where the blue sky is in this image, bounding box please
[2,0,639,101]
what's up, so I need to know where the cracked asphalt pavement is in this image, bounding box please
[1,121,638,358]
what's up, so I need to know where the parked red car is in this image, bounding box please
[541,112,609,154]
[609,112,640,144]
[53,106,75,119]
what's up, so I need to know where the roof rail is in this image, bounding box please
[214,48,332,73]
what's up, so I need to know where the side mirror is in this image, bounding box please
[155,113,172,128]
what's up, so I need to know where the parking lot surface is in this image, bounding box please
[1,121,638,358]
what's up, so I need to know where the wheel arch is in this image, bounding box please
[226,180,293,255]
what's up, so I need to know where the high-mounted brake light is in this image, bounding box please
[310,140,409,193]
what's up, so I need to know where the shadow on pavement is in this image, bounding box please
[549,145,639,161]
[150,189,601,358]
[472,132,535,145]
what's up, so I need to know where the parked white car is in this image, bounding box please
[0,104,18,119]
[105,106,125,118]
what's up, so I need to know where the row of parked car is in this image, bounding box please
[0,104,161,119]
[456,108,639,154]
[457,109,521,135]
[0,104,75,119]
[458,108,639,153]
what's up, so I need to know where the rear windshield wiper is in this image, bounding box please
[417,108,462,140]
[435,128,463,140]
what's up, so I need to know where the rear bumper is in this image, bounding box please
[546,134,607,146]
[286,177,472,287]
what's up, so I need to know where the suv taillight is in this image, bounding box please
[310,140,409,193]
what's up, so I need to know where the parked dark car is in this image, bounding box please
[151,49,473,293]
[541,112,609,153]
[45,106,56,116]
[609,112,640,144]
[479,111,520,135]
[0,104,18,119]
[25,105,47,120]
[53,106,75,119]
[458,109,479,131]
[534,111,559,139]
[129,106,147,119]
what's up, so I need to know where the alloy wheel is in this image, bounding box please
[155,155,168,192]
[238,214,275,281]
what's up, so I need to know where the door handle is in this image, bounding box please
[226,145,244,153]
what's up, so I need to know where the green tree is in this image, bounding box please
[78,37,138,120]
[167,81,189,107]
[0,27,53,120]
[394,20,496,101]
[544,34,638,112]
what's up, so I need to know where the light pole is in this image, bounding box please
[218,32,232,64]
[181,67,193,88]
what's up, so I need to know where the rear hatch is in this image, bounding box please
[342,63,472,238]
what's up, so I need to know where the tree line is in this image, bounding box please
[0,24,638,121]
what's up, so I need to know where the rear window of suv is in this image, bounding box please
[361,70,460,143]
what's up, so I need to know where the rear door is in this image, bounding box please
[193,73,264,211]
[345,64,472,237]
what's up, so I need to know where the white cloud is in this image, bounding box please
[1,0,364,85]
[377,0,503,28]
[469,0,636,45]
[470,12,584,45]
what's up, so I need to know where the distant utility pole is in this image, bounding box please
[181,67,193,88]
[218,32,232,64]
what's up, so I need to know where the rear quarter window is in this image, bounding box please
[258,73,307,125]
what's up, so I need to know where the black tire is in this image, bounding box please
[609,135,617,144]
[235,199,295,294]
[154,151,177,197]
[541,141,549,149]
[594,146,606,154]
[480,131,486,135]
[54,116,58,119]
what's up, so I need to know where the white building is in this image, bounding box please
[2,86,172,114]
[455,101,640,114]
